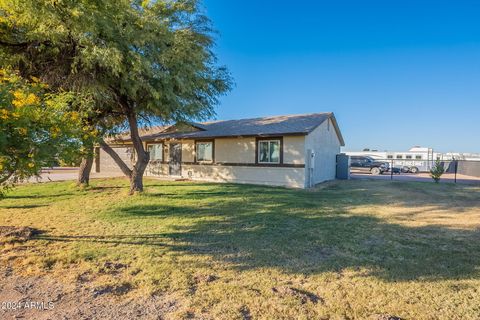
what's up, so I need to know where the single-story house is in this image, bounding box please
[95,112,345,188]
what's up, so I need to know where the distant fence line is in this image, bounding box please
[454,160,480,178]
[348,158,480,183]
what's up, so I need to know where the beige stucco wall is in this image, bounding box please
[157,136,305,165]
[304,118,342,186]
[142,136,307,188]
[97,146,134,174]
[181,140,195,162]
[283,136,305,164]
[214,137,256,163]
[145,161,169,176]
[182,164,305,188]
[98,135,309,188]
[214,136,305,164]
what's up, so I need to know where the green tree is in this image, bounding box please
[0,0,231,193]
[0,69,85,195]
[430,160,445,183]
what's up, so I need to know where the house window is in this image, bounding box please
[258,140,280,163]
[147,143,163,161]
[196,141,213,162]
[415,155,422,160]
[396,155,403,159]
[406,155,412,159]
[387,155,393,159]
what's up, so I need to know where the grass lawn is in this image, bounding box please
[1,178,480,319]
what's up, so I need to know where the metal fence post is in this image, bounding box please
[391,159,394,180]
[454,160,458,184]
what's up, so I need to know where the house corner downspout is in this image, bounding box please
[306,149,315,188]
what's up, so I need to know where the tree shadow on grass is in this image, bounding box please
[36,234,167,246]
[5,193,76,200]
[0,204,49,209]
[39,180,480,282]
[158,211,480,282]
[89,186,124,191]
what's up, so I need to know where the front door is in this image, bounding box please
[169,143,182,176]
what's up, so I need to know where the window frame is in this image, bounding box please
[195,139,215,163]
[146,142,164,162]
[256,137,283,165]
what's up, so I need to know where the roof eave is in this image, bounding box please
[146,131,309,141]
[305,112,345,146]
[329,114,345,146]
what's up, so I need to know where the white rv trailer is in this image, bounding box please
[442,152,480,161]
[345,147,453,172]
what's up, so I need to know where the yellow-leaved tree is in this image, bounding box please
[0,69,87,196]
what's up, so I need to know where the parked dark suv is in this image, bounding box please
[350,156,389,175]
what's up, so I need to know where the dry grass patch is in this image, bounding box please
[0,179,479,319]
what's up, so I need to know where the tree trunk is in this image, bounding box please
[129,168,144,194]
[126,110,149,194]
[77,141,95,186]
[77,154,93,186]
[97,103,149,195]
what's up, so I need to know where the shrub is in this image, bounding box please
[430,160,445,183]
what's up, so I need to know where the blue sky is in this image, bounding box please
[202,0,480,152]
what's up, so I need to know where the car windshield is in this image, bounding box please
[365,157,375,162]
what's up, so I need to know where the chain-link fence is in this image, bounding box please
[349,158,480,184]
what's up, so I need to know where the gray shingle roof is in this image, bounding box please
[115,112,344,146]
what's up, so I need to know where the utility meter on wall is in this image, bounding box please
[310,151,315,168]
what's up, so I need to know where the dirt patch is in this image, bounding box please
[0,226,41,242]
[189,274,219,295]
[0,265,179,320]
[93,283,133,297]
[239,305,252,320]
[272,286,323,304]
[372,315,404,320]
[193,274,218,284]
[99,261,129,274]
[75,272,91,283]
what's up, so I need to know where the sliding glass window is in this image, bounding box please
[258,140,280,163]
[196,142,213,162]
